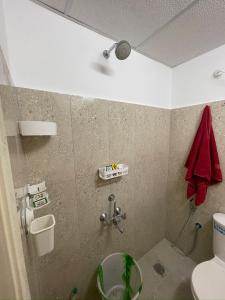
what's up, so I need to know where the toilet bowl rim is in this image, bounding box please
[191,256,225,300]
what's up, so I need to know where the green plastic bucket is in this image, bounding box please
[97,253,143,300]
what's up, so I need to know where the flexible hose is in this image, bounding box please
[185,223,202,255]
[173,209,194,246]
[171,205,202,256]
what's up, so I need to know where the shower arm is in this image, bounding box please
[103,43,118,59]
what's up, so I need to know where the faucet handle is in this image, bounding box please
[100,212,108,222]
[115,207,121,215]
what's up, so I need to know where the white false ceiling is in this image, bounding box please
[35,0,225,67]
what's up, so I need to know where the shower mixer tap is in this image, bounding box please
[100,194,126,233]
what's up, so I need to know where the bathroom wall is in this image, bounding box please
[0,84,170,300]
[0,88,31,300]
[0,0,8,62]
[166,43,225,263]
[172,43,225,108]
[0,46,12,85]
[166,101,225,262]
[2,0,172,108]
[0,0,12,85]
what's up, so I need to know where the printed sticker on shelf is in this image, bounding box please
[214,222,225,235]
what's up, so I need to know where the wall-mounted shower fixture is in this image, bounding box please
[103,40,131,60]
[100,194,126,233]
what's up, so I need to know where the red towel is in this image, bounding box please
[185,105,222,206]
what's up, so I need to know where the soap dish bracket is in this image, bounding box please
[99,164,128,180]
[20,198,34,235]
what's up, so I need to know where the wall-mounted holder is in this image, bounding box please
[99,164,128,180]
[30,214,55,256]
[21,203,34,234]
[21,205,55,256]
[16,182,50,210]
[19,181,55,256]
[27,182,50,209]
[18,121,57,136]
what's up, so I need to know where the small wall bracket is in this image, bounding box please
[213,70,225,79]
[20,198,34,235]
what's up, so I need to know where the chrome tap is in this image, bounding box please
[100,194,127,233]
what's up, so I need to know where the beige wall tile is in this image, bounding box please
[0,85,27,188]
[2,86,170,300]
[0,48,13,86]
[3,84,225,298]
[17,88,75,184]
[71,97,110,178]
[166,101,225,262]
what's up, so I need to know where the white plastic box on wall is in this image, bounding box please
[99,164,128,180]
[30,214,56,256]
[18,121,57,136]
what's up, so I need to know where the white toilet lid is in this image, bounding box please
[192,259,225,300]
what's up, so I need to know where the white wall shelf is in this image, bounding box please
[99,164,128,180]
[18,121,57,136]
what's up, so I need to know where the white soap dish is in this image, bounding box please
[18,121,57,136]
[99,164,128,180]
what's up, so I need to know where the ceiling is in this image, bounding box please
[34,0,225,67]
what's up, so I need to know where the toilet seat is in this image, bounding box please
[191,258,225,300]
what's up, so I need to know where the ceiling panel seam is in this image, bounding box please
[32,0,66,15]
[64,0,73,14]
[32,0,119,42]
[32,0,223,68]
[30,0,191,67]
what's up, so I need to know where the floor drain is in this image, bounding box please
[153,262,165,277]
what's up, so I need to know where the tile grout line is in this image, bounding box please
[69,96,82,253]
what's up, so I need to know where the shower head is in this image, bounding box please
[103,40,131,60]
[115,40,131,60]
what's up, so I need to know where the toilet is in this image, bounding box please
[191,213,225,300]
